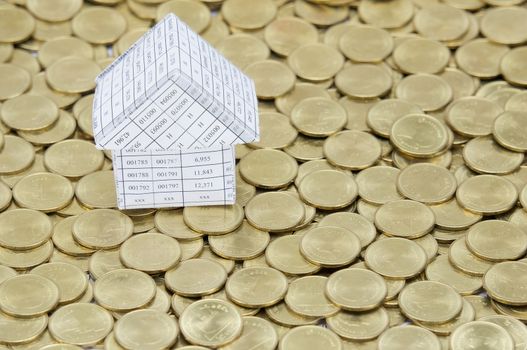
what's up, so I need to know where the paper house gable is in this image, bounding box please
[91,14,259,209]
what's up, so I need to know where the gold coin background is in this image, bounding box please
[0,0,526,349]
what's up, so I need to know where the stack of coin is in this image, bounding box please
[1,0,527,349]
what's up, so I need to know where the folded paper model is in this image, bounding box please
[91,14,259,209]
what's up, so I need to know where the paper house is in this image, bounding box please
[91,14,259,209]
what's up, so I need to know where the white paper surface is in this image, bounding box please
[112,146,236,209]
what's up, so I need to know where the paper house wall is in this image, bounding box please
[91,14,259,209]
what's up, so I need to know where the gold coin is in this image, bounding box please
[396,163,457,204]
[395,74,452,112]
[120,233,181,274]
[12,173,73,212]
[48,303,113,346]
[0,312,47,345]
[448,238,493,277]
[364,237,427,279]
[278,325,342,350]
[324,130,381,170]
[165,258,226,297]
[446,97,503,138]
[374,200,435,239]
[285,276,339,317]
[440,67,478,100]
[501,48,527,87]
[1,94,58,131]
[26,0,81,22]
[154,209,202,241]
[46,56,101,94]
[0,43,12,63]
[491,300,527,323]
[264,17,318,57]
[75,170,117,209]
[393,38,450,75]
[493,111,527,152]
[38,36,93,68]
[94,268,156,311]
[390,114,449,158]
[414,3,469,41]
[88,249,124,280]
[481,6,527,45]
[225,266,288,308]
[44,139,104,178]
[0,135,34,175]
[287,43,344,82]
[157,0,210,33]
[399,281,463,324]
[340,25,393,63]
[464,295,497,319]
[425,255,482,296]
[180,299,243,348]
[355,166,403,205]
[456,175,518,215]
[318,212,377,249]
[466,220,527,262]
[72,209,133,249]
[250,112,298,149]
[222,0,276,29]
[115,309,178,350]
[0,7,35,43]
[455,39,509,79]
[0,265,16,285]
[378,325,441,350]
[220,316,278,350]
[216,34,270,70]
[72,6,126,44]
[239,149,297,189]
[326,307,389,341]
[264,301,319,327]
[335,64,392,99]
[326,268,387,311]
[450,321,514,350]
[284,135,324,162]
[300,226,360,267]
[484,261,527,306]
[298,170,357,210]
[366,99,423,138]
[245,192,305,232]
[0,274,58,317]
[265,235,319,275]
[114,27,148,56]
[290,97,346,137]
[183,204,243,235]
[463,136,523,175]
[245,60,295,100]
[179,238,204,261]
[0,181,10,212]
[275,83,331,116]
[199,245,235,275]
[31,262,87,304]
[29,72,80,109]
[414,299,476,336]
[0,240,53,271]
[40,345,82,350]
[0,208,52,250]
[208,220,269,260]
[479,315,527,350]
[295,159,350,187]
[170,293,195,318]
[17,110,77,146]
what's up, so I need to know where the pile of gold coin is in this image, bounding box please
[1,0,527,349]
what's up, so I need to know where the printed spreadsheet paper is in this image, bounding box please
[91,14,259,209]
[112,147,235,209]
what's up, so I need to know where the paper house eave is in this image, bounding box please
[91,13,259,153]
